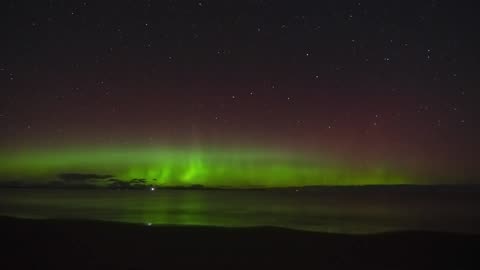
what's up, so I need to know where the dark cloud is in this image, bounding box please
[107,179,137,189]
[131,179,147,184]
[58,173,114,182]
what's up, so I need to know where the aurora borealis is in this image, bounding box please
[0,1,477,187]
[2,3,480,269]
[0,146,410,187]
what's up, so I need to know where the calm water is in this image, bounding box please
[1,188,479,234]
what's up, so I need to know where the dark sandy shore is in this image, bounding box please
[1,216,478,269]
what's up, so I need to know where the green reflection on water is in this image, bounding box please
[1,189,478,234]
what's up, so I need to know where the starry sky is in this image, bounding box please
[0,1,478,186]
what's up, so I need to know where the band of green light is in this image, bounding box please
[0,146,412,187]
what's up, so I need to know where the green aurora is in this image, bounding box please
[0,146,412,187]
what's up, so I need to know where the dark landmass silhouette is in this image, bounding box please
[0,170,478,191]
[1,176,480,193]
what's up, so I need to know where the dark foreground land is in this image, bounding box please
[1,216,478,269]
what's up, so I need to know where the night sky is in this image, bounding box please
[1,1,478,186]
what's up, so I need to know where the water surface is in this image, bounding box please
[1,188,479,234]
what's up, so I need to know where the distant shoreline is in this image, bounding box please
[1,183,480,191]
